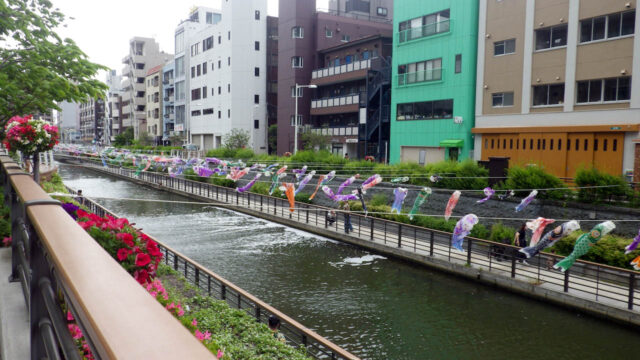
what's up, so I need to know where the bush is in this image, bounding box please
[234,148,255,159]
[551,230,639,270]
[489,222,515,243]
[370,193,389,207]
[575,167,631,202]
[425,160,489,190]
[295,193,312,204]
[498,165,570,200]
[208,177,236,189]
[206,148,237,158]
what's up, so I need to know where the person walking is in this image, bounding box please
[342,202,353,234]
[74,189,86,206]
[514,223,529,265]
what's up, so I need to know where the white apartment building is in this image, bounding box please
[173,7,221,142]
[106,69,124,142]
[187,0,268,153]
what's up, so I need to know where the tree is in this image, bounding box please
[301,131,331,151]
[137,131,153,146]
[223,128,250,150]
[113,127,134,146]
[0,0,108,131]
[268,124,277,154]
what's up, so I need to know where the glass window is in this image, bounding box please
[455,54,462,73]
[399,9,450,43]
[202,62,207,75]
[608,13,621,38]
[536,25,567,50]
[580,11,635,42]
[255,10,260,20]
[618,77,631,100]
[291,26,304,38]
[255,41,260,51]
[592,16,606,40]
[494,39,516,55]
[254,94,259,104]
[588,79,602,102]
[492,92,514,107]
[604,78,618,101]
[622,11,635,35]
[291,56,303,68]
[377,7,387,16]
[576,81,589,103]
[254,119,260,129]
[533,84,565,106]
[414,101,433,119]
[254,67,260,77]
[175,31,185,54]
[535,28,551,50]
[326,29,333,37]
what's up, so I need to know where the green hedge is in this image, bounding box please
[575,167,631,202]
[551,230,639,270]
[497,165,569,200]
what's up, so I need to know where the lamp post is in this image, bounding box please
[294,83,317,154]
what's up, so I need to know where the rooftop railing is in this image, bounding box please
[398,19,451,43]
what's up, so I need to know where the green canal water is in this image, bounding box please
[59,164,639,360]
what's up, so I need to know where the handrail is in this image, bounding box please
[0,154,214,359]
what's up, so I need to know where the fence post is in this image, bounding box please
[306,206,309,223]
[563,270,570,292]
[511,254,516,278]
[370,218,374,240]
[325,210,328,228]
[255,306,261,322]
[429,232,434,256]
[629,273,635,310]
[397,224,402,248]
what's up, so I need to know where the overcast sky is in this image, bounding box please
[52,0,329,79]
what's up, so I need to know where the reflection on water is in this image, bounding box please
[59,164,640,360]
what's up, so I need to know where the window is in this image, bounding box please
[399,9,450,43]
[228,109,231,118]
[191,110,201,116]
[291,56,303,68]
[532,84,565,106]
[175,57,184,77]
[228,84,231,93]
[202,62,207,75]
[397,58,442,85]
[175,31,185,54]
[255,41,260,51]
[218,111,221,119]
[202,86,207,99]
[203,36,213,51]
[191,66,195,78]
[211,88,215,96]
[341,34,351,42]
[580,10,635,43]
[228,31,231,40]
[190,43,200,56]
[228,57,230,66]
[326,29,333,37]
[175,81,185,100]
[291,26,304,38]
[254,67,260,77]
[377,7,388,16]
[396,99,453,120]
[290,115,303,126]
[191,88,201,100]
[254,94,259,104]
[535,24,567,50]
[203,108,214,115]
[455,54,462,73]
[255,10,260,20]
[494,39,516,55]
[218,86,221,94]
[254,119,260,129]
[577,77,631,103]
[197,64,201,76]
[492,92,514,107]
[291,86,303,97]
[218,35,221,44]
[218,60,221,69]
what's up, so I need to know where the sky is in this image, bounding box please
[52,0,329,78]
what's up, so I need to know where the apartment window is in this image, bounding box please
[397,58,442,85]
[202,62,207,75]
[212,62,215,71]
[203,36,214,51]
[206,12,213,24]
[580,10,635,43]
[228,84,231,93]
[218,86,221,94]
[577,77,631,103]
[197,64,201,76]
[254,94,259,104]
[291,86,303,97]
[203,108,214,115]
[326,29,333,37]
[290,115,303,126]
[398,9,450,43]
[191,66,195,78]
[228,57,231,66]
[291,56,303,68]
[532,84,565,106]
[218,35,221,44]
[454,54,462,73]
[255,10,260,20]
[341,34,351,42]
[191,88,201,100]
[535,24,568,50]
[228,31,231,40]
[377,7,388,16]
[190,43,200,56]
[254,67,260,77]
[218,111,221,119]
[291,26,304,38]
[218,60,221,69]
[396,99,454,120]
[255,41,260,51]
[175,57,184,77]
[494,39,516,55]
[175,31,185,54]
[228,109,231,118]
[492,92,514,107]
[191,110,201,116]
[202,86,207,99]
[254,119,260,129]
[211,88,215,96]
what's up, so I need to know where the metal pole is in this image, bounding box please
[294,84,299,154]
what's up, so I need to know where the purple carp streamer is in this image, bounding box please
[295,171,315,196]
[625,229,640,254]
[227,167,250,181]
[451,214,479,252]
[237,173,262,193]
[322,186,358,202]
[194,166,214,178]
[292,165,308,182]
[526,217,556,246]
[515,190,538,212]
[476,187,495,204]
[324,170,336,184]
[390,187,408,214]
[361,174,382,193]
[337,176,356,195]
[444,191,461,221]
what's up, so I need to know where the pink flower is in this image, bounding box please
[195,330,205,341]
[204,331,211,340]
[2,237,11,247]
[67,323,83,339]
[217,349,224,359]
[192,318,198,327]
[67,311,74,321]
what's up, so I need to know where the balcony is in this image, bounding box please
[121,104,131,114]
[111,109,119,117]
[112,123,120,130]
[310,94,360,115]
[122,65,132,76]
[311,59,371,86]
[121,78,132,91]
[398,20,451,44]
[122,54,132,64]
[164,95,174,102]
[309,126,359,137]
[396,68,443,87]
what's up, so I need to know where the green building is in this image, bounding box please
[390,0,478,164]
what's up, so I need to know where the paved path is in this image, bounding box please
[0,248,29,360]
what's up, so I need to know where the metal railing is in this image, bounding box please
[61,156,640,317]
[311,59,371,80]
[396,68,443,86]
[311,94,360,109]
[308,126,358,137]
[1,154,215,359]
[398,19,451,43]
[67,185,359,360]
[316,8,392,24]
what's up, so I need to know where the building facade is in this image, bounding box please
[276,0,394,155]
[121,37,172,139]
[187,0,268,152]
[162,63,175,144]
[78,98,105,144]
[473,0,639,180]
[390,0,478,164]
[267,15,279,153]
[106,69,123,143]
[145,65,163,144]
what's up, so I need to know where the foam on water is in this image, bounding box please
[330,254,387,268]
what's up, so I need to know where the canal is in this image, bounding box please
[59,164,639,359]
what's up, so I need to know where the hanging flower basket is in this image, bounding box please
[3,115,59,155]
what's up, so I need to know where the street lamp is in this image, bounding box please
[294,83,317,154]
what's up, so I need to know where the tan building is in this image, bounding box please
[473,0,640,180]
[145,65,163,144]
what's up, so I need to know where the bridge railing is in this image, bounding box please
[67,186,360,360]
[60,155,640,315]
[0,154,214,360]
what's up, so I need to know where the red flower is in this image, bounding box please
[116,248,131,262]
[77,221,95,230]
[76,209,89,219]
[146,240,162,258]
[135,253,151,267]
[134,269,149,284]
[116,233,135,247]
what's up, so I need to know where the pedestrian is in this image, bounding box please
[514,223,529,264]
[268,315,286,343]
[74,189,86,206]
[344,153,349,160]
[326,210,336,226]
[342,202,353,234]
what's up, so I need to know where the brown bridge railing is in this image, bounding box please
[59,154,640,318]
[0,154,215,359]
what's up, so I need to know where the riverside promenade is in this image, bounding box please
[57,155,640,328]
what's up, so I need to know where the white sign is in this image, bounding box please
[346,138,358,143]
[175,124,184,131]
[454,116,463,124]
